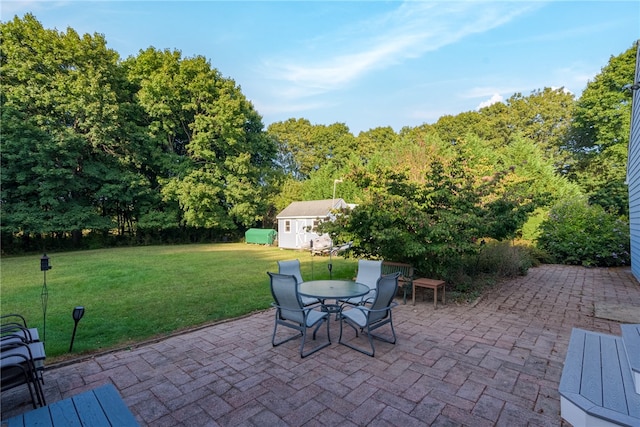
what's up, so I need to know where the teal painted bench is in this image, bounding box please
[3,383,139,427]
[559,327,640,427]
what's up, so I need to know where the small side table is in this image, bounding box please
[413,278,446,308]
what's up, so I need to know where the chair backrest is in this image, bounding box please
[356,260,383,291]
[1,314,29,328]
[369,273,399,322]
[268,272,305,323]
[277,259,304,284]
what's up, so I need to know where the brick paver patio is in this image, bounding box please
[2,264,639,426]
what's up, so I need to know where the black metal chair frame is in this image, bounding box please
[1,323,46,384]
[1,341,46,408]
[1,313,40,343]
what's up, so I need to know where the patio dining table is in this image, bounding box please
[299,280,369,314]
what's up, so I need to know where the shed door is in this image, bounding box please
[295,220,308,248]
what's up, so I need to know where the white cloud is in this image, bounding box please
[476,93,504,110]
[465,86,511,99]
[263,1,540,101]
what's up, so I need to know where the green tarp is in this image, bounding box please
[245,228,277,245]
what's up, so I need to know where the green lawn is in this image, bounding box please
[1,243,357,361]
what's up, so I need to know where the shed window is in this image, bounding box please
[285,220,291,232]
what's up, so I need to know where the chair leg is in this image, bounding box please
[312,316,331,344]
[272,315,303,348]
[300,318,331,358]
[33,371,46,407]
[366,318,397,345]
[19,367,40,409]
[339,316,397,357]
[339,317,374,356]
[26,362,46,407]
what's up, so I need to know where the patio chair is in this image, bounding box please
[1,326,46,385]
[338,272,400,357]
[341,259,382,306]
[268,272,331,358]
[1,341,46,408]
[277,259,319,306]
[1,313,40,342]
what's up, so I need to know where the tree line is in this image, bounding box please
[1,15,636,263]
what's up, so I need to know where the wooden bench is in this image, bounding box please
[412,278,446,308]
[3,383,139,427]
[559,328,640,427]
[381,261,414,304]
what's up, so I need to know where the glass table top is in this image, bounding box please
[299,280,369,300]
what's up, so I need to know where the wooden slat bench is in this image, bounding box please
[381,261,414,304]
[559,328,640,427]
[3,383,139,427]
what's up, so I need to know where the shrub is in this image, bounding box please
[536,197,630,267]
[442,240,536,302]
[473,240,537,277]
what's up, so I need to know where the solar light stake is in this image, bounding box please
[69,306,85,352]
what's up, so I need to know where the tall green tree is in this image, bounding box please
[433,88,575,171]
[566,44,636,215]
[353,126,398,164]
[1,14,139,243]
[268,119,356,179]
[502,88,575,167]
[125,48,276,230]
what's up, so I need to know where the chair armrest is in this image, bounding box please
[353,301,398,315]
[271,302,320,314]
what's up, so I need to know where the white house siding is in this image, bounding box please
[628,42,640,281]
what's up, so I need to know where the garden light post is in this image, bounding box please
[330,179,343,279]
[69,306,85,352]
[310,239,314,279]
[332,178,343,207]
[40,254,51,346]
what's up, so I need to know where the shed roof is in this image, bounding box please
[276,199,346,219]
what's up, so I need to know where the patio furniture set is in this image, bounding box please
[1,258,445,420]
[271,258,443,358]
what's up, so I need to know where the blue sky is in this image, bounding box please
[2,1,639,134]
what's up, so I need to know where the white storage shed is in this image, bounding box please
[276,199,347,250]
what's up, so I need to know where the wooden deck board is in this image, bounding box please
[2,384,138,427]
[559,328,640,426]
